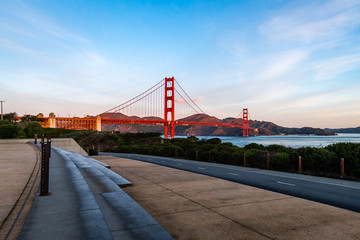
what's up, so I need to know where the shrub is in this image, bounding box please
[244,143,265,150]
[89,148,98,155]
[206,138,221,145]
[24,122,43,138]
[326,143,360,176]
[0,124,18,138]
[296,147,338,175]
[271,152,291,171]
[266,144,288,153]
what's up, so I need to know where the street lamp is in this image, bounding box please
[0,100,4,120]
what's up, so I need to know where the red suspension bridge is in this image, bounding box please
[37,77,253,138]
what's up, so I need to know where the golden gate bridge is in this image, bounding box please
[36,77,252,138]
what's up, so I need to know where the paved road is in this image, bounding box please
[100,152,360,213]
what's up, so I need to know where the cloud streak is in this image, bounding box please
[259,0,360,43]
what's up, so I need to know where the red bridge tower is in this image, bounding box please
[243,108,249,137]
[164,77,175,139]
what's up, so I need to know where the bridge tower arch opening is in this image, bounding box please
[164,77,175,139]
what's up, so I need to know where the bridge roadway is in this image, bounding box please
[101,118,252,129]
[100,152,360,213]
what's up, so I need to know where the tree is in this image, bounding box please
[21,115,41,123]
[0,123,18,138]
[3,112,18,122]
[24,122,43,138]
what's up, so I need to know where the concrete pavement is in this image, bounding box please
[0,142,173,239]
[18,147,173,240]
[0,143,39,240]
[93,155,360,240]
[1,138,88,156]
[1,142,359,239]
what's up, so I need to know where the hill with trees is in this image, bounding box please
[101,113,334,136]
[324,127,360,133]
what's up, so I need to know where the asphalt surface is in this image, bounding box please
[100,152,360,213]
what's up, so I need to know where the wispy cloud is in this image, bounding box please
[176,98,185,103]
[0,37,43,54]
[312,54,360,81]
[1,2,91,43]
[255,49,309,82]
[259,0,360,43]
[193,96,204,102]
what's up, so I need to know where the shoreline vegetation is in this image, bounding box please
[1,113,359,180]
[73,131,360,181]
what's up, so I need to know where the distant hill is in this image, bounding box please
[100,113,334,136]
[324,127,360,133]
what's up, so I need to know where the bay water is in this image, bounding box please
[177,133,360,148]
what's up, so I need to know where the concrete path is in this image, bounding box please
[0,143,39,240]
[93,155,360,240]
[18,147,173,240]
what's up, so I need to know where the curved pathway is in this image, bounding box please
[0,143,39,239]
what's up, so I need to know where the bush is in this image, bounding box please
[206,138,221,145]
[296,147,338,175]
[244,143,265,150]
[89,148,98,155]
[326,143,360,176]
[243,149,259,167]
[229,149,245,166]
[266,144,288,153]
[24,122,43,138]
[271,152,291,171]
[0,124,18,138]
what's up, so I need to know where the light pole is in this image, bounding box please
[0,101,4,121]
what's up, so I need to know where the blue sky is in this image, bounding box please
[0,0,359,128]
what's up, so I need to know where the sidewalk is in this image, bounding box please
[0,143,38,240]
[18,147,173,240]
[93,155,360,240]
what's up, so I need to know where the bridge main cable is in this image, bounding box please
[101,79,165,117]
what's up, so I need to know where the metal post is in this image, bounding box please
[267,153,270,170]
[40,137,50,196]
[341,158,345,178]
[47,137,51,158]
[34,134,37,144]
[298,156,302,174]
[0,100,5,120]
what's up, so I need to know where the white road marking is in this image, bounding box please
[247,170,360,190]
[198,167,205,170]
[277,181,296,187]
[177,163,183,166]
[228,173,239,176]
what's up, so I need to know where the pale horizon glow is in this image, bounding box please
[0,0,360,128]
